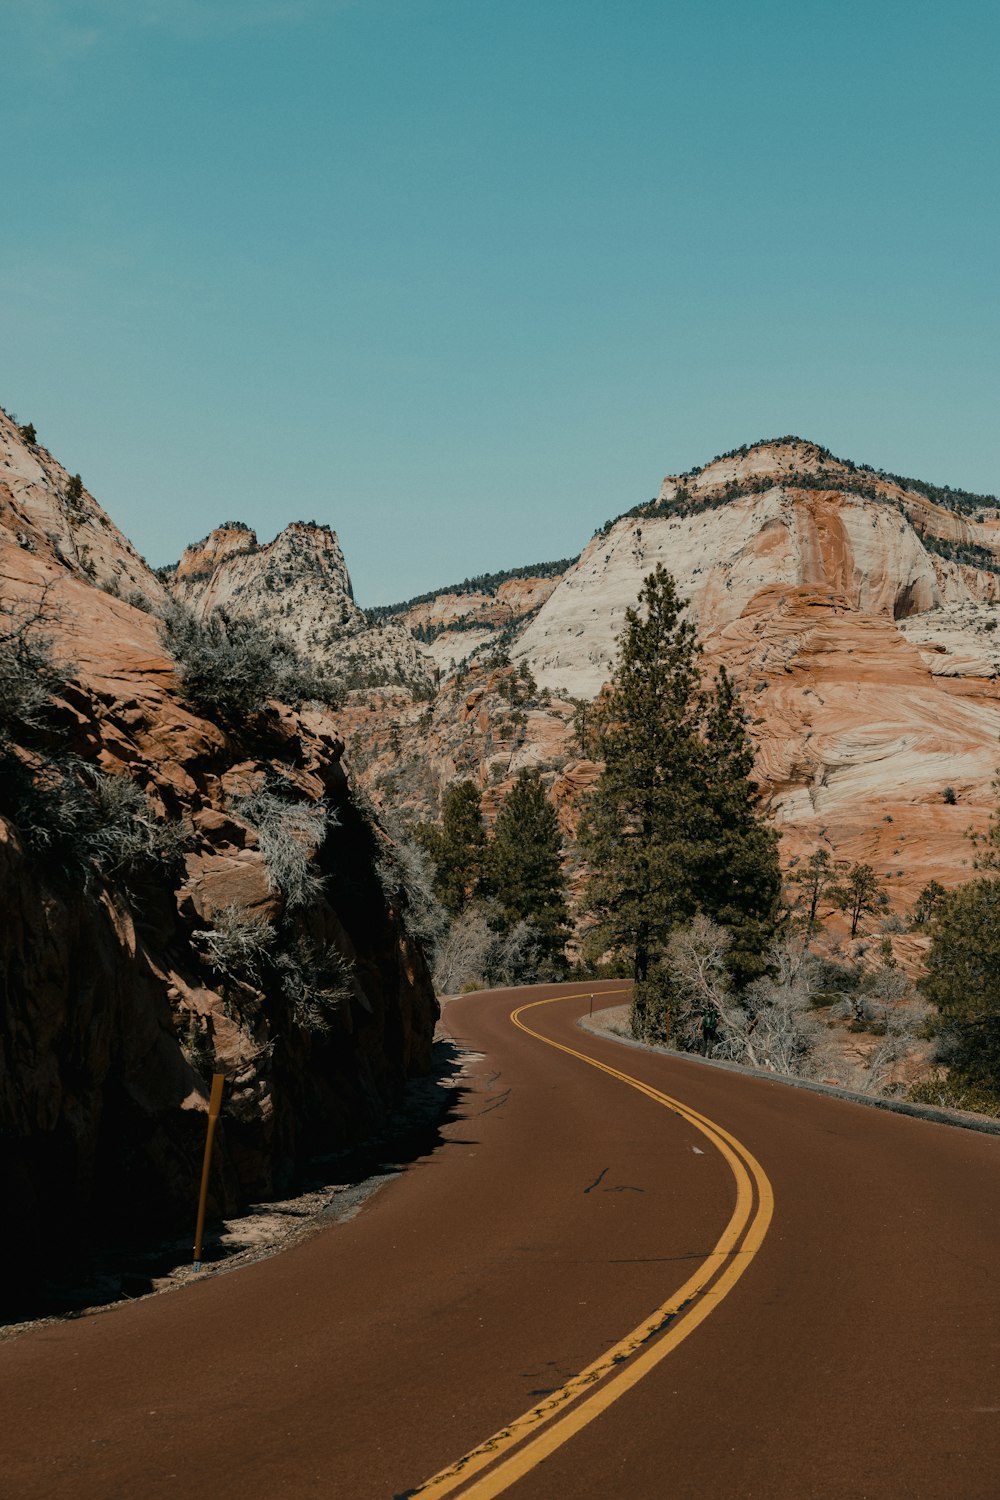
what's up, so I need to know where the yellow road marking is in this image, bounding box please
[408,990,774,1499]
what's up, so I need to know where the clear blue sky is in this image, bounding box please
[2,0,997,604]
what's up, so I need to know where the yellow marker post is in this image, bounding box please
[192,1072,225,1270]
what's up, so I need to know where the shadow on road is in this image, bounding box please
[1,1038,471,1332]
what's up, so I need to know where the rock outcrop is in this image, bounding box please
[169,520,435,693]
[337,440,1000,913]
[502,440,1000,904]
[383,570,569,674]
[0,410,438,1307]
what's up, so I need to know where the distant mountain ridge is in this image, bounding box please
[8,402,995,910]
[332,435,1000,920]
[370,557,578,620]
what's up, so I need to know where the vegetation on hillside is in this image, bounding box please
[592,437,999,538]
[483,768,569,967]
[369,558,577,620]
[414,772,570,989]
[914,775,1000,1111]
[161,602,340,718]
[919,878,1000,1097]
[414,780,486,915]
[0,593,191,882]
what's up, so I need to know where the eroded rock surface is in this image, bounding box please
[0,410,437,1304]
[169,519,434,692]
[343,440,1000,910]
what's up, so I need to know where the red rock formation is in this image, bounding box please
[340,439,1000,918]
[0,410,437,1302]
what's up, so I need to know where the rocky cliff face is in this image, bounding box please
[169,519,435,693]
[0,410,438,1307]
[504,440,1000,902]
[0,410,166,608]
[338,440,1000,912]
[385,571,568,674]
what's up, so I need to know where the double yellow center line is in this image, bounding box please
[408,990,774,1499]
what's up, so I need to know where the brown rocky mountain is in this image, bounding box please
[0,409,437,1309]
[374,563,571,673]
[339,438,1000,915]
[128,432,1000,913]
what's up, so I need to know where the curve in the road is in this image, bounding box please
[410,990,774,1500]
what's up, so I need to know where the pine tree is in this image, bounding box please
[416,780,485,916]
[831,862,885,938]
[921,876,1000,1092]
[484,769,570,966]
[913,879,947,926]
[578,565,780,993]
[692,665,782,984]
[790,848,838,930]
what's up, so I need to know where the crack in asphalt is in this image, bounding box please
[469,1087,512,1117]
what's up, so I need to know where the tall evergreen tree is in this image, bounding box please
[416,780,485,915]
[578,565,780,993]
[691,665,782,984]
[485,768,570,965]
[921,877,1000,1092]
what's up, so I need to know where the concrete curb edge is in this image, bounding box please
[578,1006,1000,1139]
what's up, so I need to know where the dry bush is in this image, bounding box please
[276,935,356,1036]
[637,915,821,1076]
[0,587,66,736]
[231,782,330,909]
[369,806,449,954]
[907,1071,1000,1117]
[85,767,190,878]
[0,751,188,883]
[192,904,277,986]
[161,602,339,720]
[432,906,557,994]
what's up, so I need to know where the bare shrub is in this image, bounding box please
[0,752,91,861]
[433,909,495,994]
[832,952,914,1034]
[0,752,188,883]
[276,935,356,1036]
[193,904,277,986]
[366,803,449,954]
[85,767,190,877]
[632,915,733,1048]
[161,602,339,720]
[432,906,556,993]
[639,915,821,1075]
[828,1035,909,1096]
[0,587,66,736]
[493,918,565,985]
[717,931,820,1075]
[230,782,330,909]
